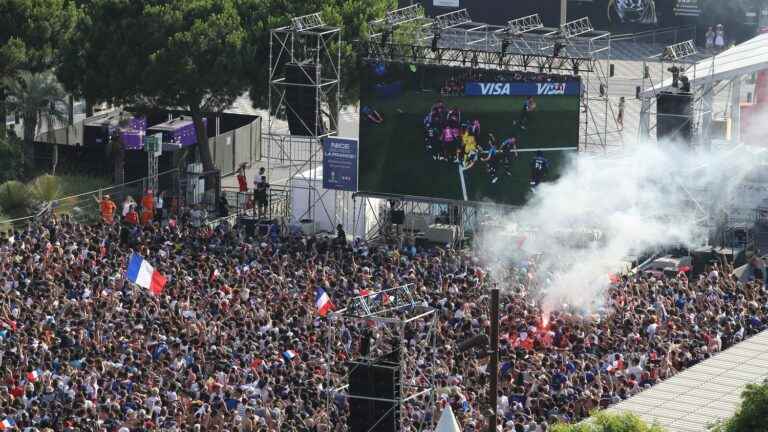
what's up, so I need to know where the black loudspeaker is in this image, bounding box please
[657,92,693,143]
[609,63,615,77]
[348,361,400,432]
[239,216,259,238]
[285,62,322,136]
[691,246,714,276]
[390,210,405,225]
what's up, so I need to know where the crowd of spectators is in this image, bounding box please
[0,213,766,432]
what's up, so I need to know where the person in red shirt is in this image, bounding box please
[236,163,248,192]
[125,207,139,225]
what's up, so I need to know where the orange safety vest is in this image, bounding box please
[100,200,116,223]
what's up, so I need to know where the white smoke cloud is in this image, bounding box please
[477,126,768,315]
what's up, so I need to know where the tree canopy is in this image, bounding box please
[710,379,768,432]
[59,0,249,171]
[0,0,78,75]
[551,412,666,432]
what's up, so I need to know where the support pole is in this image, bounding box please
[560,0,568,27]
[730,76,742,143]
[487,287,500,432]
[700,82,715,151]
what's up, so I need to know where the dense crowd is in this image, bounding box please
[0,213,766,432]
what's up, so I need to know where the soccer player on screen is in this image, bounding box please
[460,126,478,165]
[530,150,549,186]
[481,137,500,184]
[519,96,537,130]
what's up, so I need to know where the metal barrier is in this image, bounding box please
[262,133,318,167]
[221,184,291,221]
[0,169,181,227]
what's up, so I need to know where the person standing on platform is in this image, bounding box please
[617,97,626,130]
[236,163,248,192]
[254,167,269,220]
[141,188,154,226]
[95,194,117,224]
[705,26,715,52]
[154,190,165,223]
[714,24,726,52]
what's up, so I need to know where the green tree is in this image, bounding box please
[0,0,78,138]
[141,0,248,171]
[710,379,768,432]
[552,412,666,432]
[240,0,394,117]
[4,71,67,174]
[60,0,248,172]
[0,133,23,183]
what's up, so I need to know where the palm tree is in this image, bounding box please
[4,70,67,175]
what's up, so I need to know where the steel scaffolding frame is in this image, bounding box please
[639,43,717,148]
[327,285,438,432]
[267,13,341,226]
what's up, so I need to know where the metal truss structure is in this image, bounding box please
[639,43,717,148]
[327,284,438,432]
[362,9,613,153]
[662,39,697,61]
[507,14,543,35]
[267,13,342,225]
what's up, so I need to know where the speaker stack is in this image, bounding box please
[657,91,693,143]
[347,360,400,432]
[285,62,323,136]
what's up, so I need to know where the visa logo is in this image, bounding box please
[537,83,566,95]
[478,83,511,96]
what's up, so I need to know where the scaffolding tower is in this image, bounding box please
[327,284,438,432]
[267,13,343,226]
[639,40,717,147]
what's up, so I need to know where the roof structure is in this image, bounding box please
[641,32,768,96]
[606,330,768,432]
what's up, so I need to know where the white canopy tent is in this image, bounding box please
[435,405,461,432]
[290,166,381,239]
[640,32,768,97]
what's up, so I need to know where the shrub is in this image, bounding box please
[552,411,666,432]
[0,180,32,217]
[30,174,62,202]
[0,134,24,183]
[710,379,768,432]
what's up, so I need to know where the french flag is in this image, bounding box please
[0,418,14,430]
[126,253,167,295]
[315,288,334,317]
[26,369,42,382]
[283,350,298,361]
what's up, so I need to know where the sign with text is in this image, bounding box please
[464,81,581,97]
[323,137,358,191]
[434,0,460,7]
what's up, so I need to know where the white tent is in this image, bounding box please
[290,165,381,239]
[435,405,461,432]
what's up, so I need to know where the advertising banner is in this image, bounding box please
[322,137,358,191]
[464,81,581,97]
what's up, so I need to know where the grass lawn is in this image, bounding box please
[359,89,579,205]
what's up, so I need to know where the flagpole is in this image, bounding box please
[487,287,500,432]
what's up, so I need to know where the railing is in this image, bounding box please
[220,184,291,220]
[262,133,319,167]
[0,169,181,228]
[612,25,697,46]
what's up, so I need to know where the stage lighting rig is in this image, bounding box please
[662,40,697,61]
